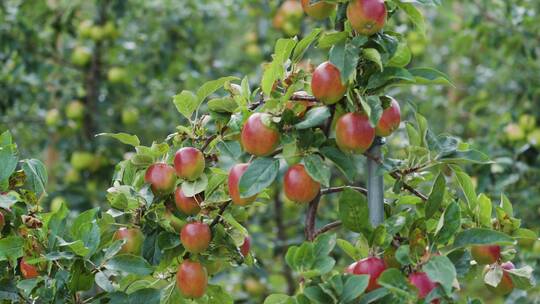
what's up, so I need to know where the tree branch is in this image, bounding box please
[321,185,367,195]
[313,221,342,239]
[304,192,321,241]
[209,200,231,228]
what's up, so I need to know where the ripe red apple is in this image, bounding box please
[241,113,280,157]
[174,147,205,181]
[486,262,514,296]
[113,227,144,255]
[409,272,438,302]
[0,211,5,231]
[145,163,177,194]
[20,258,39,279]
[181,222,211,253]
[471,245,501,265]
[345,261,358,274]
[240,236,251,256]
[284,164,321,204]
[176,260,208,298]
[376,97,401,137]
[347,0,387,36]
[353,257,387,291]
[228,163,258,206]
[175,187,202,215]
[335,112,375,153]
[301,0,336,20]
[311,61,347,105]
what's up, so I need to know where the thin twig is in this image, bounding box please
[313,221,342,239]
[209,200,232,228]
[321,186,367,195]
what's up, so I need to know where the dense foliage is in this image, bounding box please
[1,0,539,303]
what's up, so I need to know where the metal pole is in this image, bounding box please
[367,136,385,226]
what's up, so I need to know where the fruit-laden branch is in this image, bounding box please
[321,185,367,195]
[209,200,232,228]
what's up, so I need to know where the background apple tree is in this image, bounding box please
[1,0,540,303]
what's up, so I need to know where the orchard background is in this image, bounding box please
[1,0,540,303]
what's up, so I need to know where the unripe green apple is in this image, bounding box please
[375,97,401,137]
[20,258,39,279]
[107,67,128,84]
[176,260,208,298]
[527,129,540,148]
[90,25,106,41]
[504,123,525,142]
[121,107,140,125]
[181,222,211,253]
[65,168,81,184]
[311,61,347,105]
[70,151,94,171]
[388,43,412,67]
[284,164,320,204]
[71,47,91,66]
[174,147,205,181]
[241,113,280,157]
[273,0,303,36]
[244,277,266,296]
[301,0,336,20]
[471,245,501,265]
[245,43,262,59]
[66,100,85,120]
[353,257,387,292]
[175,187,202,216]
[519,114,536,132]
[347,0,387,36]
[45,109,61,127]
[102,21,119,39]
[486,262,514,296]
[228,163,258,206]
[144,163,177,194]
[409,272,439,303]
[113,227,144,255]
[78,20,94,38]
[335,112,375,153]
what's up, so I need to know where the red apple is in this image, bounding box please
[471,245,501,265]
[176,260,208,298]
[20,258,39,279]
[241,113,280,157]
[345,261,358,274]
[228,163,258,206]
[409,272,439,302]
[181,222,211,253]
[175,187,202,215]
[335,112,375,153]
[347,0,387,36]
[145,163,177,194]
[376,97,401,137]
[0,211,5,231]
[240,236,251,256]
[284,164,320,204]
[311,61,347,105]
[486,262,514,296]
[113,227,144,255]
[301,0,336,20]
[354,257,387,292]
[174,147,205,181]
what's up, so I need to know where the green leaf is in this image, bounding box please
[338,189,371,234]
[314,233,336,256]
[304,154,331,187]
[181,174,208,197]
[329,41,359,83]
[435,202,460,244]
[96,132,140,146]
[59,240,90,256]
[128,288,161,304]
[319,146,356,182]
[197,76,239,101]
[0,236,24,262]
[0,144,18,181]
[238,158,279,198]
[367,67,415,90]
[439,149,491,164]
[453,228,515,248]
[318,31,348,49]
[423,255,456,294]
[342,275,369,302]
[216,140,242,159]
[359,95,383,127]
[261,38,297,96]
[21,159,47,197]
[425,172,446,219]
[173,90,199,120]
[507,266,534,290]
[208,97,238,113]
[263,294,294,304]
[395,245,411,266]
[452,168,477,212]
[362,48,383,71]
[388,43,411,68]
[0,191,19,209]
[377,269,414,300]
[304,286,334,304]
[295,106,331,130]
[292,28,322,62]
[396,2,426,37]
[409,68,453,86]
[500,194,513,217]
[477,194,492,228]
[337,239,360,260]
[105,254,153,275]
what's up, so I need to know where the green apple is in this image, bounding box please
[78,20,94,38]
[65,168,81,184]
[519,114,536,132]
[90,25,106,41]
[66,101,85,120]
[122,107,140,125]
[528,129,540,148]
[71,47,91,66]
[107,67,128,84]
[504,123,525,142]
[70,151,94,171]
[102,21,119,39]
[45,109,61,127]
